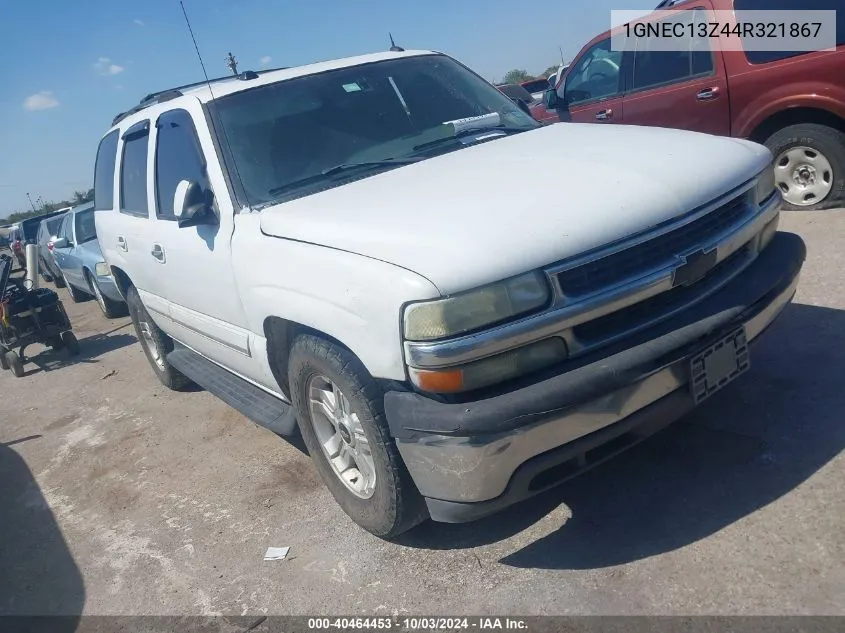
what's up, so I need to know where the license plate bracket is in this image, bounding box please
[690,326,750,405]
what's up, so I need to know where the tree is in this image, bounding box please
[2,186,94,223]
[542,65,561,78]
[72,188,94,205]
[501,69,534,85]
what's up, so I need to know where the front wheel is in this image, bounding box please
[125,286,192,391]
[288,334,427,538]
[63,273,87,303]
[88,272,127,318]
[765,123,845,211]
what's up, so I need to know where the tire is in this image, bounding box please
[51,263,66,288]
[63,273,87,303]
[125,286,192,390]
[288,334,427,538]
[61,331,80,357]
[0,348,9,370]
[48,336,64,351]
[5,350,24,377]
[87,270,127,319]
[39,258,53,283]
[764,123,845,211]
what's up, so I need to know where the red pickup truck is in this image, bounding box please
[546,0,845,210]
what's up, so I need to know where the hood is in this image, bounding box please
[259,123,771,295]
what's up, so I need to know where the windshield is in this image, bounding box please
[74,208,97,244]
[215,54,539,206]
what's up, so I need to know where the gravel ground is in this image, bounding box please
[1,211,844,617]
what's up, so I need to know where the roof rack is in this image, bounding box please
[111,67,289,127]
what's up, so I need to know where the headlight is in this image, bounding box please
[95,262,111,277]
[756,165,777,206]
[403,272,550,341]
[410,337,568,393]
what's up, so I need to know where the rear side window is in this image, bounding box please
[94,130,119,211]
[154,109,212,220]
[632,9,714,91]
[734,0,845,64]
[120,121,151,217]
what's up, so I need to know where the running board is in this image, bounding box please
[167,346,298,436]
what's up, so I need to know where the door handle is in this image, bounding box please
[595,108,613,121]
[151,244,166,263]
[696,87,721,101]
[117,236,128,252]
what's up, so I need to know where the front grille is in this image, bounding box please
[573,243,753,345]
[556,192,750,297]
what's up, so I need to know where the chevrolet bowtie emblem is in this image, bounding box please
[672,249,718,287]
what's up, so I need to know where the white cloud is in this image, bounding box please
[94,57,125,76]
[23,91,59,111]
[133,19,145,26]
[260,56,272,66]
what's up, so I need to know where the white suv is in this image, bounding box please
[93,49,804,537]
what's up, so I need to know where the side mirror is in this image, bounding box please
[511,98,532,117]
[173,180,216,228]
[51,237,69,249]
[543,88,560,109]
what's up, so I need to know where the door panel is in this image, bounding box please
[621,5,730,136]
[145,102,272,389]
[562,36,625,125]
[569,96,624,124]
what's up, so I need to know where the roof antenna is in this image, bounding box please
[389,33,404,52]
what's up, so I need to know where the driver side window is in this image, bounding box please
[564,38,623,106]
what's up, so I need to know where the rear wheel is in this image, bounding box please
[126,286,192,390]
[0,347,9,370]
[51,263,66,288]
[288,334,427,538]
[39,258,54,283]
[765,123,845,211]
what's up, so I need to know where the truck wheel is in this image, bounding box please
[288,334,427,538]
[765,123,845,211]
[125,286,192,390]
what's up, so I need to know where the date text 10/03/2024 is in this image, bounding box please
[307,617,529,630]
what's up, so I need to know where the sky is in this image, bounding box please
[0,0,647,219]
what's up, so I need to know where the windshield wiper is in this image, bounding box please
[267,158,421,197]
[413,126,521,152]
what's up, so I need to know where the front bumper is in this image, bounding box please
[384,231,806,523]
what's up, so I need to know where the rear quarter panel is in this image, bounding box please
[723,48,845,138]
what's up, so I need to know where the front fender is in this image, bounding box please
[233,216,440,381]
